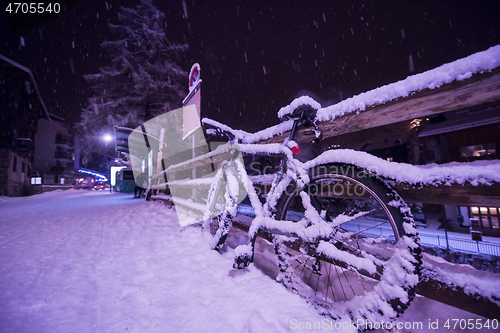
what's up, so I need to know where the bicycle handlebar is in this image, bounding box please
[203,122,237,142]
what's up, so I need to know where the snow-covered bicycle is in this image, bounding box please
[193,102,422,323]
[142,100,421,323]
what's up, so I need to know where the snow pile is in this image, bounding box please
[0,190,357,333]
[1,187,496,331]
[422,253,500,306]
[304,149,500,186]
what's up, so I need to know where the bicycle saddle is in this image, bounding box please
[280,104,318,127]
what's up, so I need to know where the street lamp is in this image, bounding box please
[103,134,113,142]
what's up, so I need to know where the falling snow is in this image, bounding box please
[2,0,499,133]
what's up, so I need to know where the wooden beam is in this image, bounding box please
[395,182,500,207]
[254,181,500,208]
[260,69,500,145]
[417,280,500,320]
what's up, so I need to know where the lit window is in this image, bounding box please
[31,177,42,185]
[469,206,500,229]
[148,150,153,185]
[60,178,65,185]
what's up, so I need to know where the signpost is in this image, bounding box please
[183,63,202,139]
[183,63,202,199]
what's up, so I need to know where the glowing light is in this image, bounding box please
[78,168,107,181]
[410,118,422,129]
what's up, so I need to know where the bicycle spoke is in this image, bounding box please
[333,263,347,301]
[275,165,421,322]
[314,264,321,296]
[341,266,356,297]
[298,257,310,278]
[325,263,335,302]
[348,220,390,237]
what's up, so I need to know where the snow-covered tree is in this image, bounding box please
[79,0,188,163]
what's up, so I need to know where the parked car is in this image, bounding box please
[93,180,106,190]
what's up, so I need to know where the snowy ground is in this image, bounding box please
[0,190,495,332]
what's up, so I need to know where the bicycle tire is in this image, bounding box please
[274,163,421,324]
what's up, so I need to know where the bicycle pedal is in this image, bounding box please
[233,253,252,269]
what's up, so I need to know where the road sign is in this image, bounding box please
[188,63,201,92]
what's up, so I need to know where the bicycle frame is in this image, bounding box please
[145,112,413,261]
[141,110,421,322]
[197,117,322,259]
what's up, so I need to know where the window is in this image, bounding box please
[148,150,153,185]
[60,178,65,185]
[470,206,500,229]
[12,155,17,172]
[31,177,42,185]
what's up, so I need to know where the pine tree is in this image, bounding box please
[79,0,188,163]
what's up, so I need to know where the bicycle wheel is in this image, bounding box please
[274,163,421,324]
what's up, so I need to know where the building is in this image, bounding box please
[0,55,51,196]
[32,115,75,188]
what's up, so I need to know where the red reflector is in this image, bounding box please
[291,146,301,154]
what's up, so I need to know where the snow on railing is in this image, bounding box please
[202,118,500,186]
[316,45,500,122]
[203,45,500,145]
[422,253,500,306]
[304,149,500,186]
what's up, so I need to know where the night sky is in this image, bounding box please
[1,0,499,133]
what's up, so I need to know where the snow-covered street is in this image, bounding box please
[0,190,330,333]
[0,190,494,332]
